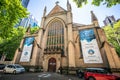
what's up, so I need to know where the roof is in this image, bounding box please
[47,4,66,16]
[73,23,85,27]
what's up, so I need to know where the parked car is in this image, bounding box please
[77,68,120,80]
[3,64,25,74]
[0,64,6,72]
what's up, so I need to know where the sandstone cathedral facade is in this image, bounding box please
[13,1,120,72]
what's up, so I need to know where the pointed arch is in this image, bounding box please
[67,40,75,48]
[48,57,56,72]
[45,17,65,51]
[75,34,80,43]
[45,17,66,30]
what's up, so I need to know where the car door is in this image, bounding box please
[94,70,108,80]
[104,74,116,80]
[10,65,15,73]
[94,72,107,80]
[6,65,12,73]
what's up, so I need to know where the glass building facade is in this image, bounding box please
[20,15,39,28]
[21,0,30,8]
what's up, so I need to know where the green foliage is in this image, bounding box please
[0,27,26,60]
[73,0,120,7]
[0,0,28,38]
[73,0,88,7]
[103,21,120,56]
[0,26,39,60]
[30,26,39,34]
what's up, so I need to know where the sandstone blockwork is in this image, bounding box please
[13,1,120,73]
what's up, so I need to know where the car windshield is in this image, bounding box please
[96,69,107,73]
[15,65,23,68]
[86,68,108,74]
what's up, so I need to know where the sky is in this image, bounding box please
[27,0,120,27]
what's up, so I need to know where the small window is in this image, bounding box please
[11,65,15,69]
[15,65,22,68]
[7,65,12,68]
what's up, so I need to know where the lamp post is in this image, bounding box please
[107,17,120,46]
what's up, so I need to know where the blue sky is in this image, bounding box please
[27,0,120,27]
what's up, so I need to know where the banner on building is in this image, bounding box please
[79,29,103,63]
[20,37,34,62]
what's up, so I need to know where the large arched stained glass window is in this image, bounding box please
[46,20,64,50]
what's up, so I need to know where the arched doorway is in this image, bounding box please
[48,58,56,72]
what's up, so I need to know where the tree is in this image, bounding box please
[0,27,26,60]
[30,27,39,34]
[103,21,120,56]
[0,26,39,60]
[73,0,120,7]
[0,0,28,38]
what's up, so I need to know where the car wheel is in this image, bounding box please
[13,70,16,75]
[88,77,96,80]
[3,70,6,74]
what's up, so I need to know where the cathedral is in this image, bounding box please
[13,1,120,73]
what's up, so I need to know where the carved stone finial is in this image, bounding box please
[55,1,59,5]
[43,6,46,16]
[91,11,99,26]
[91,11,98,22]
[67,0,71,11]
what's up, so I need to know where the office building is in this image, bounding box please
[103,15,116,26]
[21,0,30,8]
[20,15,38,28]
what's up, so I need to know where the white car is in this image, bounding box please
[3,64,25,74]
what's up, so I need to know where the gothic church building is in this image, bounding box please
[13,1,120,72]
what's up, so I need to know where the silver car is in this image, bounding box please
[3,64,25,74]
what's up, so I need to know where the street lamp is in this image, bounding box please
[107,17,120,46]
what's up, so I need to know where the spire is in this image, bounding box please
[91,11,98,22]
[43,6,47,17]
[67,0,71,11]
[67,0,69,5]
[91,11,99,26]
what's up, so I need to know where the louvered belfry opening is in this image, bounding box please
[44,20,64,55]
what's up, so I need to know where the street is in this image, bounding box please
[0,72,83,80]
